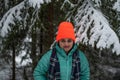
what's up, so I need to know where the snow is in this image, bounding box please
[4,0,9,9]
[98,65,120,74]
[28,0,51,8]
[0,0,52,37]
[0,0,52,67]
[75,1,120,55]
[15,36,32,67]
[92,0,101,7]
[113,0,120,12]
[24,36,32,42]
[60,0,75,9]
[0,2,24,37]
[0,0,120,68]
[0,69,10,80]
[16,50,32,67]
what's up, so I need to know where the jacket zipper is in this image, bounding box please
[66,57,69,80]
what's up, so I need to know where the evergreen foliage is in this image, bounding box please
[0,0,120,80]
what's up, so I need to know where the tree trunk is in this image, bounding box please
[47,3,54,45]
[31,28,37,71]
[39,29,43,54]
[12,42,15,80]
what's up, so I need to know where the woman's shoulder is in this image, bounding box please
[42,49,52,57]
[38,49,53,63]
[77,50,87,59]
[77,49,84,54]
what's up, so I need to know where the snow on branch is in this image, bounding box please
[0,0,51,37]
[0,2,25,37]
[28,0,51,8]
[113,0,120,12]
[75,1,120,55]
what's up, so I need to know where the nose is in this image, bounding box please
[64,41,68,44]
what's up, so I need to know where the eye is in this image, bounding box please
[61,39,65,43]
[67,39,72,43]
[60,39,73,43]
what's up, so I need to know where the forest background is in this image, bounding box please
[0,0,120,80]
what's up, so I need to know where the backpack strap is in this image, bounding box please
[48,48,81,80]
[71,49,81,80]
[48,48,60,80]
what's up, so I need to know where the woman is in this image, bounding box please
[33,21,90,80]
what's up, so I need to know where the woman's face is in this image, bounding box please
[59,38,74,53]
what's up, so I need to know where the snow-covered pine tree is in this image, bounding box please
[61,0,120,79]
[0,0,120,80]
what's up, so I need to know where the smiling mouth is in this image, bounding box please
[63,46,69,48]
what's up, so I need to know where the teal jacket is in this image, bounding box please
[33,44,90,80]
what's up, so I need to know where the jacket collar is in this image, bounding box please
[55,43,78,57]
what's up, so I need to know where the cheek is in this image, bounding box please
[58,41,74,49]
[69,43,74,48]
[59,43,64,48]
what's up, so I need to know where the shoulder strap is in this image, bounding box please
[48,48,60,80]
[71,49,81,80]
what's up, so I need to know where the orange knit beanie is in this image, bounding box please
[56,21,76,42]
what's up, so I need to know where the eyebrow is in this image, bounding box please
[60,39,72,42]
